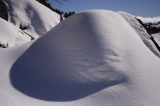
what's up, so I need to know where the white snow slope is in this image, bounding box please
[0,18,31,47]
[4,0,60,37]
[0,10,160,106]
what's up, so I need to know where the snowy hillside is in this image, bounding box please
[0,10,160,106]
[0,18,31,47]
[5,0,60,37]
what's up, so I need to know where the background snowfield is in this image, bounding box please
[0,0,160,106]
[137,16,160,24]
[5,0,60,37]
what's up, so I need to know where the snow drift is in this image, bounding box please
[5,0,60,37]
[1,10,160,106]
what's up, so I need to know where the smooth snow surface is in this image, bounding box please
[1,10,160,106]
[5,0,60,37]
[0,18,31,47]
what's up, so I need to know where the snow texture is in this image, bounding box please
[0,9,160,106]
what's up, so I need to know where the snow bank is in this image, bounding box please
[5,0,60,37]
[0,18,31,47]
[1,10,160,106]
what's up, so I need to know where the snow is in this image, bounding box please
[0,18,31,47]
[1,10,160,106]
[152,33,160,45]
[137,16,160,24]
[120,12,160,58]
[5,0,60,37]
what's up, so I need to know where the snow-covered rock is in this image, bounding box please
[0,10,160,106]
[5,0,60,37]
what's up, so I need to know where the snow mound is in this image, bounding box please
[5,0,60,37]
[6,10,160,106]
[0,18,31,47]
